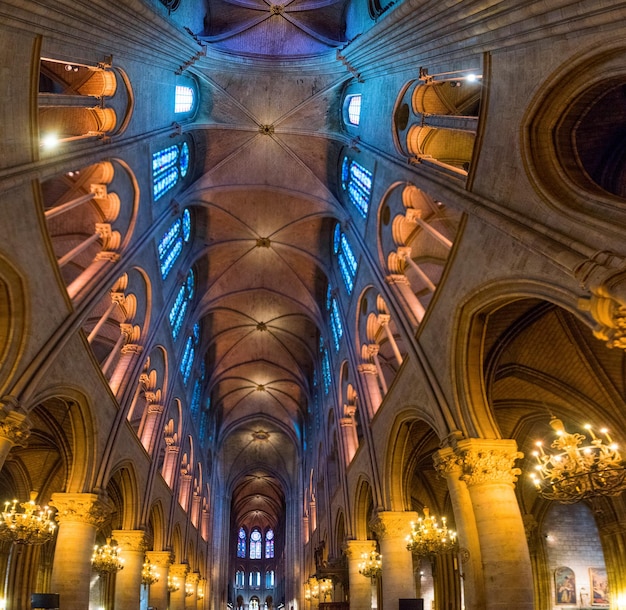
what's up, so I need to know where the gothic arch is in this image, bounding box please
[107,461,141,529]
[148,499,167,550]
[353,477,375,540]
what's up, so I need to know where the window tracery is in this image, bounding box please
[169,268,195,341]
[327,285,343,351]
[341,156,372,218]
[333,224,358,294]
[158,208,192,279]
[152,141,191,201]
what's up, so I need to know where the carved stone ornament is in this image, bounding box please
[433,449,463,477]
[146,550,175,568]
[457,441,523,487]
[578,293,626,349]
[0,400,31,446]
[50,492,114,527]
[111,529,148,552]
[370,511,417,540]
[343,539,376,559]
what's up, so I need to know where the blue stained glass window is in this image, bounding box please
[152,142,191,201]
[327,285,343,351]
[347,94,362,126]
[333,224,358,294]
[180,335,195,384]
[265,529,274,559]
[250,529,262,559]
[320,337,331,395]
[237,528,246,558]
[190,359,205,421]
[158,209,192,280]
[169,268,195,341]
[341,156,372,218]
[265,570,275,588]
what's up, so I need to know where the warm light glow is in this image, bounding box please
[142,559,160,585]
[529,417,626,503]
[358,550,382,578]
[91,539,124,574]
[465,74,477,82]
[0,492,56,545]
[304,577,332,601]
[185,582,194,597]
[40,134,60,150]
[168,575,180,592]
[406,507,458,557]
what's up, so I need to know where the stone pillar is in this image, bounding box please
[185,571,199,609]
[0,401,31,471]
[455,439,533,610]
[345,539,377,610]
[146,550,174,610]
[196,577,207,610]
[50,492,113,610]
[357,363,382,417]
[371,511,417,610]
[385,273,425,325]
[169,563,189,610]
[434,446,485,610]
[112,530,147,610]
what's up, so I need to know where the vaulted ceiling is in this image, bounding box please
[185,0,350,530]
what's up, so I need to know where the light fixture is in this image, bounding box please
[530,417,626,503]
[406,507,457,557]
[185,583,194,598]
[0,491,56,545]
[358,550,382,578]
[304,577,332,601]
[142,559,160,585]
[91,538,124,575]
[40,134,60,150]
[168,576,180,592]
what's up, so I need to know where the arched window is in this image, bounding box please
[152,141,191,201]
[320,337,331,396]
[250,528,262,559]
[343,94,362,126]
[158,208,192,279]
[327,285,343,351]
[265,529,274,559]
[235,569,245,587]
[237,528,247,558]
[265,570,275,588]
[249,572,261,588]
[180,322,200,384]
[190,360,205,422]
[333,224,358,294]
[175,85,195,114]
[341,156,372,218]
[169,268,195,341]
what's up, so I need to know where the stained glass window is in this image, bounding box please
[179,322,199,385]
[265,570,275,588]
[265,529,274,559]
[235,570,245,587]
[158,208,192,279]
[175,85,194,114]
[327,285,343,351]
[321,337,331,395]
[333,224,358,294]
[341,156,372,218]
[152,141,191,201]
[250,529,262,559]
[249,571,260,588]
[237,528,246,558]
[169,268,195,341]
[190,360,205,422]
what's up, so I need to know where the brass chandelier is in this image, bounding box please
[142,559,160,585]
[304,576,332,601]
[92,538,124,575]
[168,575,181,592]
[358,550,382,578]
[0,492,57,545]
[529,417,626,503]
[406,507,457,557]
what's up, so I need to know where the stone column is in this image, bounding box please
[185,571,199,609]
[357,363,382,417]
[169,563,189,610]
[50,492,113,610]
[345,539,377,610]
[371,511,417,610]
[434,446,485,610]
[146,550,174,610]
[112,530,147,610]
[0,401,30,471]
[196,577,207,610]
[455,439,533,610]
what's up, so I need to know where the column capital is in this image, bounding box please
[146,550,175,568]
[370,511,417,540]
[50,492,114,527]
[343,539,377,559]
[186,571,200,585]
[111,529,148,552]
[450,439,523,487]
[358,363,377,376]
[0,400,31,446]
[385,273,410,286]
[170,563,190,579]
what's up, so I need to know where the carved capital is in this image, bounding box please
[385,273,410,286]
[50,492,114,527]
[146,550,175,568]
[121,343,144,355]
[343,539,377,559]
[187,571,200,585]
[111,529,148,552]
[370,511,417,541]
[358,363,377,376]
[169,563,189,579]
[148,403,164,414]
[0,401,31,446]
[433,447,463,477]
[579,293,626,349]
[454,439,523,487]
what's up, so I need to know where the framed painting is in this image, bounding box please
[590,567,609,606]
[555,566,576,605]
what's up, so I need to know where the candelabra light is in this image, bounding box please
[168,576,180,592]
[406,507,457,557]
[358,550,382,578]
[142,559,160,585]
[304,577,333,601]
[529,417,626,503]
[0,491,56,545]
[185,583,194,598]
[92,538,124,575]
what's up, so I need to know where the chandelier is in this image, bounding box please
[529,417,626,503]
[304,577,332,601]
[358,550,382,578]
[406,507,457,557]
[92,538,124,574]
[185,583,194,598]
[0,492,56,545]
[168,575,181,592]
[142,559,160,585]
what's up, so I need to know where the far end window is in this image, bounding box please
[346,94,362,126]
[175,85,194,114]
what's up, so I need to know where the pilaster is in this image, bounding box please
[344,540,378,610]
[112,530,148,610]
